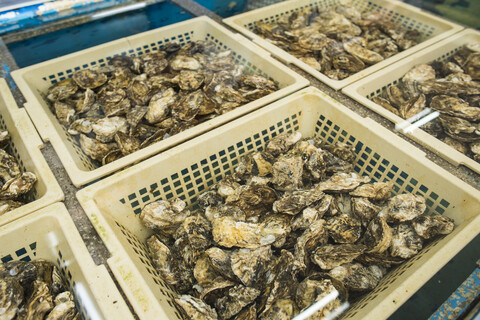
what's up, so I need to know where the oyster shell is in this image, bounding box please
[378,193,426,223]
[139,198,189,235]
[0,277,23,320]
[273,187,324,215]
[205,247,236,281]
[390,223,423,259]
[175,295,218,320]
[47,79,78,102]
[145,88,176,124]
[0,172,37,200]
[230,246,273,288]
[72,69,107,89]
[46,291,77,320]
[431,95,480,122]
[296,276,343,319]
[401,64,436,98]
[351,197,381,227]
[440,115,480,143]
[325,213,362,243]
[261,299,297,320]
[319,172,370,193]
[214,285,260,319]
[329,263,385,292]
[271,155,304,191]
[212,217,282,249]
[313,243,366,270]
[20,280,54,319]
[266,132,302,157]
[92,116,128,143]
[295,219,329,268]
[174,215,212,267]
[147,235,193,293]
[349,181,393,201]
[412,215,454,239]
[362,217,392,253]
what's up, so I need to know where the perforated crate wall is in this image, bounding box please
[110,108,450,318]
[40,27,281,173]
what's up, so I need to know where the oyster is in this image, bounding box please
[47,79,78,102]
[175,295,218,320]
[145,88,176,124]
[431,95,480,122]
[0,172,37,200]
[266,132,302,157]
[329,263,385,291]
[378,193,426,223]
[214,285,260,319]
[140,198,190,235]
[362,217,392,253]
[401,64,436,98]
[79,134,115,162]
[319,172,370,193]
[231,246,272,288]
[147,235,193,293]
[349,181,393,201]
[351,197,381,227]
[92,116,128,143]
[296,276,343,319]
[412,215,455,239]
[46,291,77,320]
[295,219,329,268]
[261,299,297,320]
[271,155,304,191]
[20,280,54,319]
[0,277,23,320]
[72,69,107,89]
[390,223,423,259]
[273,187,324,215]
[174,215,211,267]
[205,247,236,281]
[313,243,366,270]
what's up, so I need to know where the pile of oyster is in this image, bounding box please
[45,40,278,166]
[253,2,420,80]
[0,260,79,319]
[373,42,480,162]
[0,130,36,216]
[140,132,454,320]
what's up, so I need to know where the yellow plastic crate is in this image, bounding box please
[0,202,134,319]
[343,29,480,174]
[77,87,480,320]
[0,79,63,227]
[11,16,309,187]
[223,0,463,90]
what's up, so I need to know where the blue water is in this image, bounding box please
[8,1,192,68]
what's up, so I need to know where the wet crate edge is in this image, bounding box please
[223,0,464,90]
[11,16,309,187]
[0,79,63,227]
[343,28,480,175]
[0,202,134,319]
[77,87,480,320]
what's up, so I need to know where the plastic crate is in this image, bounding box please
[223,0,463,90]
[343,29,480,175]
[0,202,134,319]
[76,87,480,320]
[0,79,63,227]
[11,16,309,187]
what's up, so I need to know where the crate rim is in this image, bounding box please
[342,28,480,174]
[223,0,465,90]
[77,86,480,320]
[11,15,309,187]
[0,78,63,227]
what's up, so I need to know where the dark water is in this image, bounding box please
[8,1,192,67]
